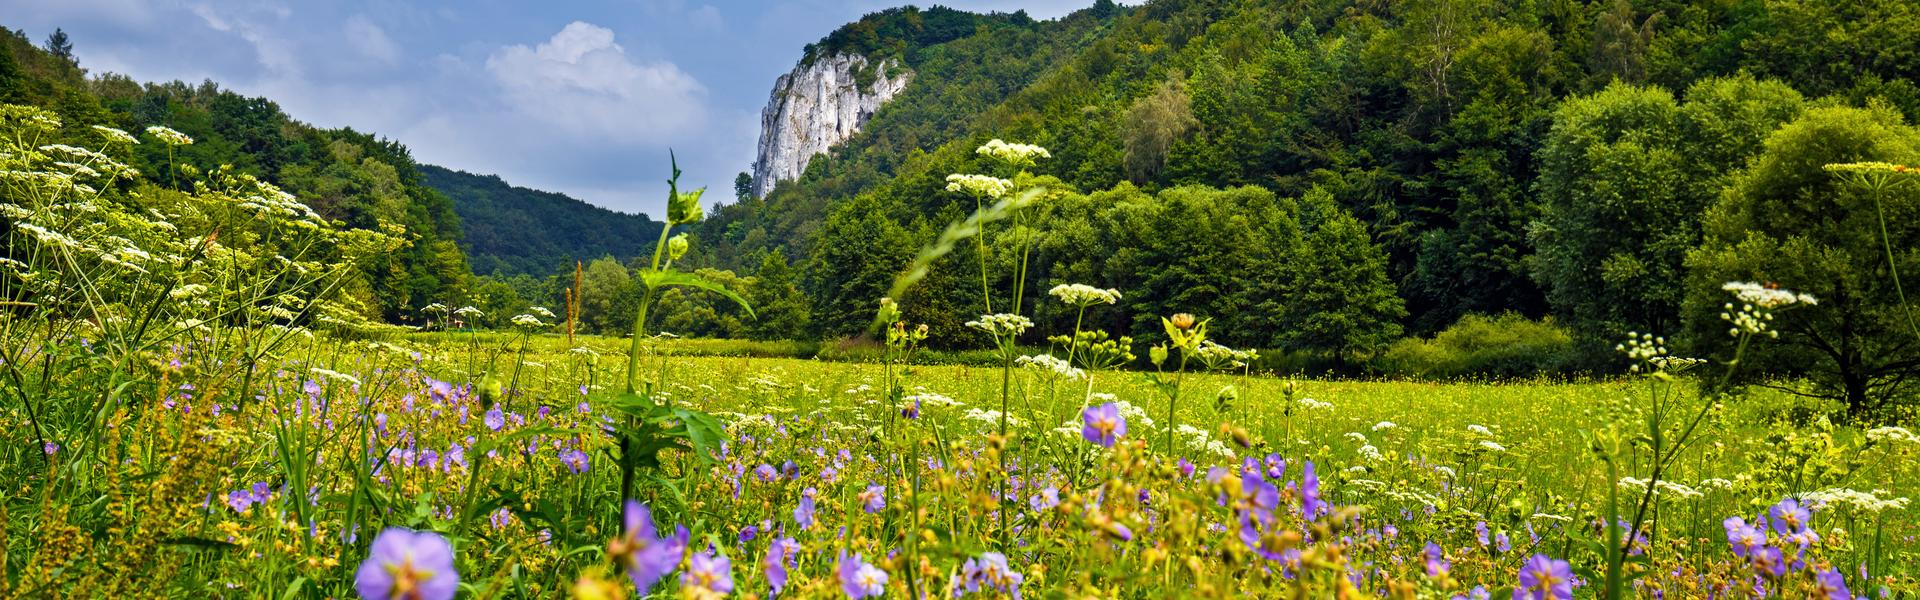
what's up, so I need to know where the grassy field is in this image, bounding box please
[10,326,1906,598]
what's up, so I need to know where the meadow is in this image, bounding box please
[4,109,1918,600]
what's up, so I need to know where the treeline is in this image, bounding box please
[420,165,663,277]
[671,0,1920,414]
[0,27,467,323]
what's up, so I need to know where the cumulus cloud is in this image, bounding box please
[484,21,707,141]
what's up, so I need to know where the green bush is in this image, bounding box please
[1379,313,1574,380]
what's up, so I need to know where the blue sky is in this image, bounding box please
[5,0,1107,215]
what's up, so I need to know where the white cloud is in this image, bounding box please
[343,15,400,65]
[484,22,708,142]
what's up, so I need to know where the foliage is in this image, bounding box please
[419,165,663,277]
[1381,313,1574,379]
[1684,105,1920,419]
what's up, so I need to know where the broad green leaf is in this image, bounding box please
[639,270,755,319]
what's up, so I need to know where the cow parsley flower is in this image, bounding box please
[975,139,1051,168]
[1016,354,1085,380]
[945,174,1014,199]
[145,125,194,146]
[1048,283,1121,307]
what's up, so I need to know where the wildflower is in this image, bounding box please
[954,552,1024,597]
[1372,421,1397,432]
[1769,498,1811,535]
[145,125,195,146]
[1081,402,1126,448]
[1016,353,1085,380]
[765,536,799,597]
[975,139,1051,167]
[1048,283,1122,307]
[560,448,591,473]
[485,407,506,431]
[92,125,138,144]
[1722,281,1817,308]
[859,484,885,514]
[510,314,546,327]
[610,501,687,593]
[755,464,777,483]
[1301,461,1326,520]
[1513,554,1573,600]
[1029,486,1060,512]
[794,487,818,530]
[945,174,1014,199]
[681,550,733,595]
[1424,542,1449,577]
[1750,545,1786,578]
[42,440,58,455]
[1815,568,1852,600]
[353,528,458,600]
[966,313,1033,338]
[838,551,888,598]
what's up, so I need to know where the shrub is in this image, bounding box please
[1380,313,1574,379]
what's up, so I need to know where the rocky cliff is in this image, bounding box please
[751,53,911,198]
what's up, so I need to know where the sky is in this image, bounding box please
[4,0,1108,216]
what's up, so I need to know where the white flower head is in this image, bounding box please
[144,126,194,146]
[945,174,1013,199]
[1015,353,1085,380]
[1049,283,1122,307]
[975,139,1051,167]
[966,313,1033,338]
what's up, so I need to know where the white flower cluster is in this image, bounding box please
[145,125,194,146]
[1175,424,1234,457]
[530,306,556,319]
[1357,444,1384,462]
[309,367,363,386]
[1466,424,1494,436]
[1798,488,1910,513]
[905,392,963,408]
[1016,353,1085,380]
[92,125,138,145]
[945,174,1013,199]
[1618,477,1704,499]
[1722,281,1817,309]
[1297,397,1333,410]
[511,314,548,327]
[1048,283,1121,307]
[1371,421,1397,432]
[1478,440,1508,452]
[454,306,484,318]
[966,313,1033,337]
[1866,426,1920,445]
[1112,400,1153,428]
[963,408,1022,428]
[975,139,1051,167]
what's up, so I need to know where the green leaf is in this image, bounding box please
[639,270,756,319]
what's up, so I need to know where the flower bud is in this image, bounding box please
[668,187,705,224]
[667,233,690,260]
[1150,344,1169,367]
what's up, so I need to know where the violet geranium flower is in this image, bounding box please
[353,527,459,600]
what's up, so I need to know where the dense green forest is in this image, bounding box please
[420,165,663,276]
[0,27,467,323]
[684,0,1920,387]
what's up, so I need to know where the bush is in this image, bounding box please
[1379,313,1574,380]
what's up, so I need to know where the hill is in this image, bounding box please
[420,165,664,276]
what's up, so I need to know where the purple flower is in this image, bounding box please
[764,536,800,597]
[860,485,886,514]
[484,407,505,431]
[613,501,687,593]
[1769,498,1811,535]
[738,525,758,542]
[1495,531,1511,553]
[1815,568,1851,600]
[1300,461,1326,520]
[1178,457,1196,478]
[1080,402,1126,448]
[1513,554,1573,600]
[226,490,255,513]
[794,487,818,530]
[1750,546,1786,579]
[1262,453,1286,479]
[838,551,888,599]
[781,460,800,479]
[1724,517,1764,558]
[954,552,1024,597]
[681,550,734,595]
[559,448,590,474]
[1424,542,1450,577]
[1476,521,1490,547]
[901,398,920,420]
[755,464,777,483]
[353,528,459,600]
[1030,486,1060,512]
[489,507,511,529]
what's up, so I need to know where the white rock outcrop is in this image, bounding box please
[751,53,911,198]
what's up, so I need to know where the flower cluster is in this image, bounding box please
[945,173,1014,199]
[966,313,1033,338]
[1722,281,1818,309]
[1048,283,1121,307]
[975,139,1051,168]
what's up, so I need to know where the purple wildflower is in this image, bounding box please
[1750,546,1786,579]
[765,536,800,597]
[838,551,888,599]
[484,407,505,431]
[860,484,886,514]
[613,501,687,593]
[1514,554,1573,600]
[1769,498,1811,535]
[1815,568,1851,600]
[1300,461,1326,520]
[1425,542,1450,577]
[1080,402,1126,448]
[353,528,459,600]
[794,487,818,530]
[755,464,777,483]
[1724,517,1764,558]
[681,550,734,595]
[559,448,590,473]
[1030,486,1060,512]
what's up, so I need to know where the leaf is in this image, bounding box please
[639,270,755,319]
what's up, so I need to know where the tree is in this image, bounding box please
[578,257,635,334]
[1280,189,1406,360]
[1588,0,1658,85]
[43,28,72,64]
[1120,78,1197,183]
[748,249,811,340]
[1685,104,1920,419]
[734,172,754,202]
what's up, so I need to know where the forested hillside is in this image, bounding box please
[689,0,1920,373]
[0,27,467,323]
[420,165,663,276]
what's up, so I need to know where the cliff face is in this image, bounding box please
[751,53,911,198]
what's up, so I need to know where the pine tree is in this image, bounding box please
[44,28,73,64]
